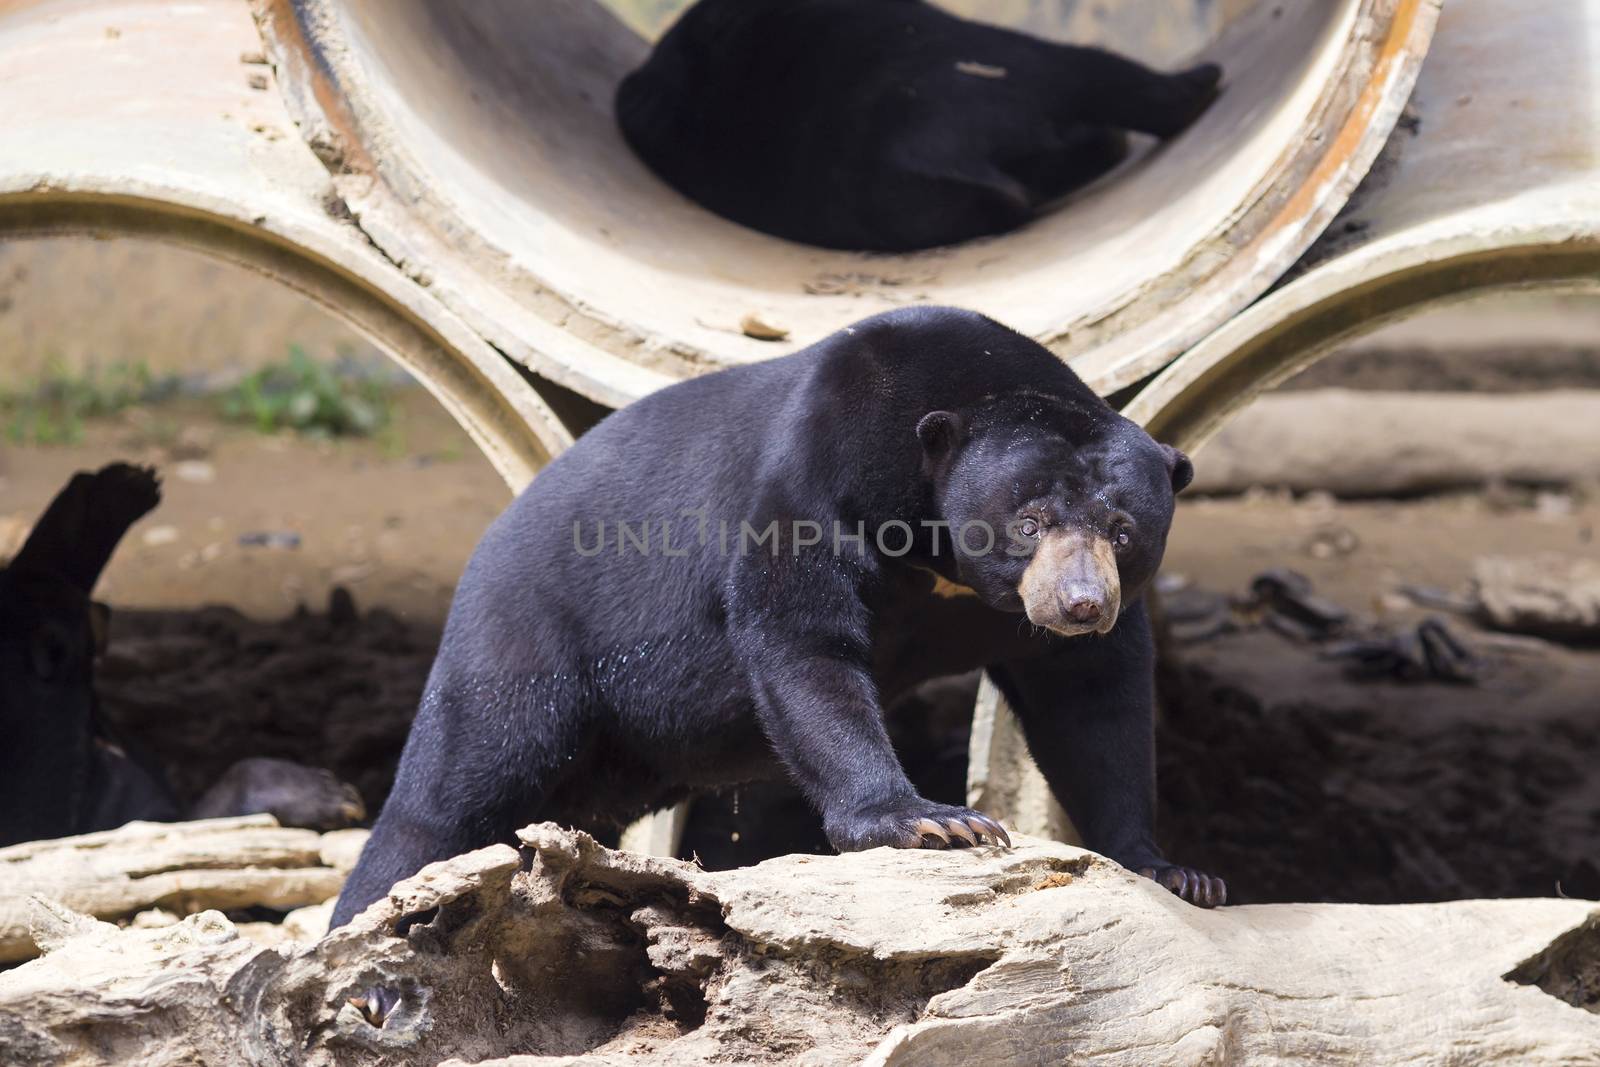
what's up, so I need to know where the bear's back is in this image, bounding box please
[441,308,1098,669]
[616,0,1070,249]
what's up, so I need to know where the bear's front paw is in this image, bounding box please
[827,797,1011,852]
[1139,864,1227,908]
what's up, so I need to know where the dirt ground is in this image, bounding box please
[1161,490,1600,904]
[0,391,509,627]
[4,394,1599,907]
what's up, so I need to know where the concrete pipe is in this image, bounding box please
[985,0,1600,848]
[254,0,1437,408]
[1127,0,1600,453]
[0,0,572,494]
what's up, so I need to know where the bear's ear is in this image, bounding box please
[1161,443,1195,494]
[915,411,965,471]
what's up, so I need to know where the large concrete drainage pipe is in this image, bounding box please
[1127,0,1600,454]
[0,0,571,493]
[255,0,1438,408]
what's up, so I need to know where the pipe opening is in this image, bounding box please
[284,0,1429,395]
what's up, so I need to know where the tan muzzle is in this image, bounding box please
[1018,528,1121,636]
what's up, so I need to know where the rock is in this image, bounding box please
[0,816,360,963]
[1535,491,1576,520]
[140,524,181,547]
[738,313,789,342]
[238,530,302,550]
[173,460,216,484]
[171,424,217,460]
[1304,523,1359,559]
[1475,553,1600,643]
[1,824,1597,1065]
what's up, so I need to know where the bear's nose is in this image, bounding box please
[1067,598,1102,625]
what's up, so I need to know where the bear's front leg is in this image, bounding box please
[989,598,1226,907]
[727,549,1009,852]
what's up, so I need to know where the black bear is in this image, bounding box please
[0,463,180,845]
[333,306,1224,938]
[616,0,1222,251]
[0,464,366,847]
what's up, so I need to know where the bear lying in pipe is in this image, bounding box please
[617,0,1223,252]
[333,306,1225,948]
[0,464,365,847]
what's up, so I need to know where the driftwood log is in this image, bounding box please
[0,815,363,964]
[2,822,1597,1065]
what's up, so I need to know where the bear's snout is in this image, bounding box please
[1020,529,1121,636]
[1063,587,1105,626]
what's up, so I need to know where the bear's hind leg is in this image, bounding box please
[330,671,585,931]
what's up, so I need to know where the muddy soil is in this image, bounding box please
[1156,624,1600,905]
[5,402,1600,906]
[96,597,435,814]
[1154,491,1600,904]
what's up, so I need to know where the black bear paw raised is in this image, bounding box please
[1139,864,1227,908]
[828,797,1012,852]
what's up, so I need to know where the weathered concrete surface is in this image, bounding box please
[1188,389,1600,495]
[617,0,1241,63]
[257,0,1435,402]
[1130,0,1600,453]
[2,823,1597,1066]
[0,816,364,964]
[0,0,572,487]
[964,677,1078,845]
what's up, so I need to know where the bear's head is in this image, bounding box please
[917,391,1192,636]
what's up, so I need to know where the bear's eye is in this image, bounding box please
[1018,517,1041,539]
[1113,529,1132,550]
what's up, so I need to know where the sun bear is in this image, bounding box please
[0,464,367,847]
[616,0,1222,251]
[333,306,1224,947]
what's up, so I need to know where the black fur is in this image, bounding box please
[0,464,179,847]
[0,465,367,847]
[616,0,1222,251]
[333,306,1223,926]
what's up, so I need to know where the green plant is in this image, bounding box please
[220,345,392,438]
[0,357,176,445]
